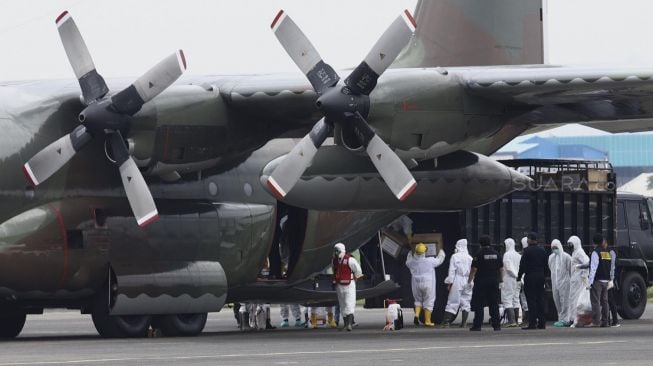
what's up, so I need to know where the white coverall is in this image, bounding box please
[280,304,301,321]
[335,255,363,317]
[406,250,446,311]
[501,238,522,309]
[519,237,529,312]
[444,239,473,314]
[548,239,572,324]
[567,235,589,323]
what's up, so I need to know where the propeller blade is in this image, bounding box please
[345,10,416,95]
[271,10,340,94]
[108,132,158,227]
[56,11,108,104]
[266,118,331,199]
[111,50,187,116]
[22,125,92,186]
[348,112,416,201]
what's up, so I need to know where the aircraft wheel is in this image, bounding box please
[155,313,208,337]
[0,312,26,339]
[91,282,151,338]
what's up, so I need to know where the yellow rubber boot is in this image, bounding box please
[310,313,318,329]
[327,312,337,328]
[424,309,434,327]
[414,306,422,326]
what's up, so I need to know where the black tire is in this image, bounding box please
[0,312,26,339]
[91,282,151,338]
[618,271,647,320]
[155,313,208,337]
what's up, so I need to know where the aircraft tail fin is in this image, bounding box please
[394,0,545,68]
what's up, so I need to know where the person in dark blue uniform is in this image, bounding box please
[518,232,549,330]
[468,235,504,331]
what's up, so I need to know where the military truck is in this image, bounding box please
[362,159,652,321]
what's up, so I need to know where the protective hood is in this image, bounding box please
[334,243,346,259]
[568,236,582,252]
[551,239,562,254]
[521,237,529,250]
[455,239,468,254]
[504,238,516,253]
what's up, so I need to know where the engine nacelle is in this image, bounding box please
[262,148,531,211]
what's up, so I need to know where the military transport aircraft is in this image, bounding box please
[2,0,653,338]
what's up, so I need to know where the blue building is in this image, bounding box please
[496,134,653,186]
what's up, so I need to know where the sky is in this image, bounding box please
[2,0,653,81]
[1,0,653,138]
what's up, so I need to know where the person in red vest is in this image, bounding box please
[332,243,363,331]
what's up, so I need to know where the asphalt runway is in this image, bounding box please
[2,305,652,366]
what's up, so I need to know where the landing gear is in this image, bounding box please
[91,280,151,338]
[154,313,208,337]
[0,312,26,339]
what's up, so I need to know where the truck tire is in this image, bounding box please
[618,271,647,320]
[0,312,26,339]
[155,313,208,337]
[91,282,152,338]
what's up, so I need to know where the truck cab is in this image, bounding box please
[615,193,653,319]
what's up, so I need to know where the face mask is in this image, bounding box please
[552,248,560,255]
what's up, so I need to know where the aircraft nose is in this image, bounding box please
[509,168,533,191]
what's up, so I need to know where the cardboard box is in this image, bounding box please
[411,233,443,256]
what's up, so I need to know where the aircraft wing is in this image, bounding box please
[459,65,653,133]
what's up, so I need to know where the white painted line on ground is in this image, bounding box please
[0,340,629,365]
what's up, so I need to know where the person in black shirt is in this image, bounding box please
[468,235,504,331]
[517,232,549,330]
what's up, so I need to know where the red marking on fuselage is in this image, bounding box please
[48,204,69,290]
[55,11,69,24]
[271,10,284,29]
[401,100,415,111]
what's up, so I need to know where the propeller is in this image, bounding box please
[266,10,418,201]
[22,11,187,227]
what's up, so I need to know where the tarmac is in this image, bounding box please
[1,305,652,366]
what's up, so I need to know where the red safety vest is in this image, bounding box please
[333,254,353,285]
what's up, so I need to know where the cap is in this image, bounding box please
[527,232,538,241]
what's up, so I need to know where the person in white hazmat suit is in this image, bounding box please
[567,235,589,325]
[406,243,446,327]
[502,238,522,327]
[332,243,363,331]
[548,239,573,326]
[442,239,473,327]
[518,236,529,323]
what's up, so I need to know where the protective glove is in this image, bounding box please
[465,282,473,291]
[586,284,592,291]
[608,281,614,290]
[499,282,504,290]
[574,264,582,269]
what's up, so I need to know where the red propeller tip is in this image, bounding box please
[178,50,187,70]
[55,10,69,25]
[271,10,285,29]
[403,9,417,29]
